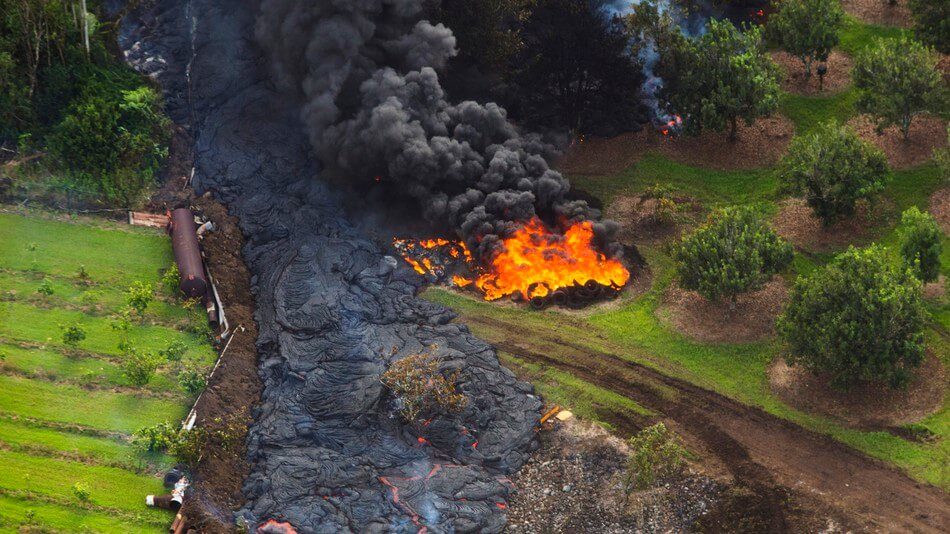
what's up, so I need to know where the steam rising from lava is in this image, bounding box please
[255,1,621,264]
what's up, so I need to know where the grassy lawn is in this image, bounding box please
[0,209,216,532]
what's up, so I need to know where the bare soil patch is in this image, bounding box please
[768,352,945,429]
[773,198,884,253]
[557,115,794,176]
[657,277,788,344]
[930,187,950,234]
[923,275,948,303]
[605,193,704,246]
[771,50,853,96]
[841,0,913,28]
[847,114,948,170]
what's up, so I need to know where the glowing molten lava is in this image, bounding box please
[257,520,297,534]
[474,218,629,301]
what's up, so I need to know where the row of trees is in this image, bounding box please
[0,0,170,208]
[673,199,942,391]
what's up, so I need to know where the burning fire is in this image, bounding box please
[660,115,683,136]
[394,218,630,303]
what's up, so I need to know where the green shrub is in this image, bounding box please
[768,0,843,79]
[161,264,181,295]
[60,323,86,348]
[673,206,793,307]
[624,423,687,492]
[178,359,208,395]
[908,0,949,54]
[126,281,154,319]
[76,264,89,281]
[778,245,926,390]
[36,278,54,296]
[121,346,162,387]
[133,421,179,452]
[853,37,946,141]
[159,340,189,363]
[72,482,91,502]
[381,352,467,422]
[172,427,209,467]
[898,207,943,283]
[778,122,888,225]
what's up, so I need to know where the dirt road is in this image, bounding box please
[466,315,950,532]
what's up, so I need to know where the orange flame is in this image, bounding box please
[258,520,297,534]
[475,218,629,301]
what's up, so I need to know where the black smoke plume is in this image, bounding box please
[255,1,620,262]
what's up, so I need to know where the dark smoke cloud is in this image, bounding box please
[255,0,620,261]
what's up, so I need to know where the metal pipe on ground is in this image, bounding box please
[167,208,208,299]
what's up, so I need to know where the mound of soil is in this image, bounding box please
[930,187,950,234]
[841,0,913,28]
[768,352,945,429]
[557,115,794,176]
[773,198,884,253]
[506,418,721,533]
[657,277,788,344]
[847,114,948,170]
[771,50,853,96]
[605,194,704,245]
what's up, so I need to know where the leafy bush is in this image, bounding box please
[381,352,467,422]
[898,207,943,283]
[778,245,926,390]
[853,37,946,140]
[161,264,181,295]
[159,340,189,363]
[72,482,91,502]
[624,423,687,492]
[778,122,888,225]
[36,279,54,296]
[178,359,208,395]
[126,281,154,319]
[60,323,86,348]
[768,0,843,78]
[673,207,793,307]
[121,346,162,387]
[133,422,180,452]
[76,264,89,281]
[908,0,949,54]
[641,184,682,225]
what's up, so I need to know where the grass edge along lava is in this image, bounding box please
[394,217,631,305]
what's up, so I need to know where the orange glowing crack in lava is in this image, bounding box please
[395,217,630,301]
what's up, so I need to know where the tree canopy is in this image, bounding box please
[908,0,949,54]
[898,207,944,283]
[768,0,843,78]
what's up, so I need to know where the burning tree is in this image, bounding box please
[768,0,843,79]
[381,352,467,423]
[660,18,780,140]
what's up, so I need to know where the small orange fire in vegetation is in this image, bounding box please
[475,218,629,301]
[258,520,297,534]
[660,115,683,136]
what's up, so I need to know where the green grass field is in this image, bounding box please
[0,209,215,532]
[429,15,950,489]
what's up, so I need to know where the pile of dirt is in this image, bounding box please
[771,50,853,96]
[841,0,913,28]
[772,198,883,253]
[930,187,950,234]
[557,115,794,176]
[847,114,948,170]
[657,278,788,344]
[768,353,945,429]
[605,194,704,245]
[506,418,721,533]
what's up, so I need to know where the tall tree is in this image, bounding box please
[853,37,946,140]
[660,19,780,140]
[511,0,646,136]
[768,0,843,78]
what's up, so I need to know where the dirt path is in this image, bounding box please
[466,315,950,532]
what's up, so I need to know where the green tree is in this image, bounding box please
[778,122,888,225]
[908,0,949,54]
[778,245,926,390]
[60,323,85,348]
[768,0,843,78]
[853,37,946,141]
[661,18,780,140]
[178,359,207,395]
[673,206,793,308]
[122,346,161,387]
[899,207,943,283]
[126,281,154,319]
